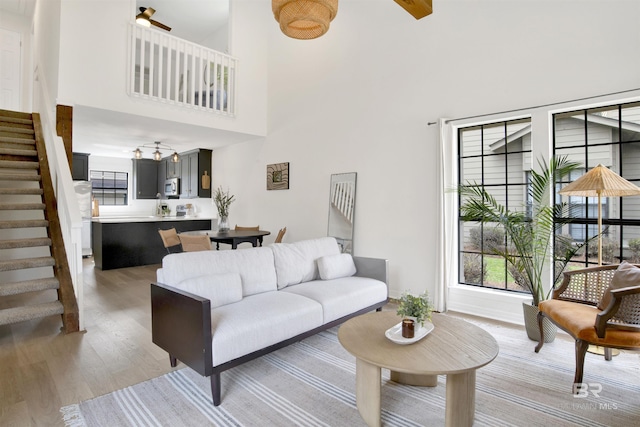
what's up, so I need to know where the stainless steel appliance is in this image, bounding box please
[73,181,93,257]
[165,178,180,196]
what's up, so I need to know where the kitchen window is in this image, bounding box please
[91,170,128,206]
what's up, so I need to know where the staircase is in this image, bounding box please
[0,109,79,333]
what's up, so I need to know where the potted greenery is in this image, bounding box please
[397,291,433,338]
[213,186,234,232]
[458,156,594,342]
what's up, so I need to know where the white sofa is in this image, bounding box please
[151,237,388,406]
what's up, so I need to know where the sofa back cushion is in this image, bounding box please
[175,273,243,308]
[271,237,341,289]
[160,247,277,296]
[598,261,640,310]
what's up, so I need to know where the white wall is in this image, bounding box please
[33,0,62,108]
[211,0,640,320]
[0,10,33,112]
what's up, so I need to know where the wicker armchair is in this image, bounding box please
[535,264,640,390]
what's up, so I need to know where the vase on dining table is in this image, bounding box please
[218,215,229,232]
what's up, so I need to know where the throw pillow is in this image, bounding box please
[598,261,640,310]
[317,253,357,280]
[175,272,243,308]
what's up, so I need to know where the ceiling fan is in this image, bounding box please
[136,7,172,32]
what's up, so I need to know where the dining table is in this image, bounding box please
[179,229,271,250]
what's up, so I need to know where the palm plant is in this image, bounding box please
[459,156,593,306]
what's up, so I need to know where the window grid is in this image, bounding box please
[458,118,532,293]
[91,170,128,206]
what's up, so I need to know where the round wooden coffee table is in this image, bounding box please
[338,311,499,427]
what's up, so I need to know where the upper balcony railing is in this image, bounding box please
[128,23,237,116]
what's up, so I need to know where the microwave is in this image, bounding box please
[165,178,180,196]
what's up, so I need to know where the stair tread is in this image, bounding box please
[0,159,39,169]
[0,301,64,326]
[0,202,46,210]
[0,256,55,272]
[0,126,34,135]
[0,137,36,145]
[0,277,59,296]
[0,147,37,156]
[0,188,43,195]
[0,219,49,229]
[0,173,41,181]
[0,237,52,249]
[0,110,33,125]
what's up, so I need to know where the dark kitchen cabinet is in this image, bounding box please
[157,158,167,198]
[72,152,90,181]
[179,149,212,198]
[166,158,181,179]
[132,159,158,199]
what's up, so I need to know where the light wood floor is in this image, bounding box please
[0,257,532,426]
[0,258,177,427]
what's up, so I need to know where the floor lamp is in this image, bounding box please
[559,164,640,266]
[559,164,640,356]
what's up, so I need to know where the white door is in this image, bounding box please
[0,28,21,111]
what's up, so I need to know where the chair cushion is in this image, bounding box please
[270,237,341,289]
[317,253,356,280]
[539,299,640,347]
[175,273,242,308]
[598,261,640,310]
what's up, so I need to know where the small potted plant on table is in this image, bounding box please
[397,291,433,338]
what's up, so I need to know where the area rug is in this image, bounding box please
[61,315,640,426]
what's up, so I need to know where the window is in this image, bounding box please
[554,101,640,266]
[91,170,128,206]
[458,118,532,292]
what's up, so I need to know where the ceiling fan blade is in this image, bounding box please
[139,7,155,19]
[149,19,171,32]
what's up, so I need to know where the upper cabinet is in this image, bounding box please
[132,159,158,199]
[72,152,90,181]
[179,149,212,199]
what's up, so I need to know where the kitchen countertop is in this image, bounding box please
[91,216,214,223]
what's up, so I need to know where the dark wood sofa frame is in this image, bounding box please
[151,256,388,406]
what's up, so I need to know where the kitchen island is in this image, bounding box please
[91,216,213,270]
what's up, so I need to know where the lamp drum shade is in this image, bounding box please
[273,0,338,40]
[558,164,640,197]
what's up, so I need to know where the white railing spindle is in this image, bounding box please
[128,23,236,116]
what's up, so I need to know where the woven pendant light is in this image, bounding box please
[273,0,338,40]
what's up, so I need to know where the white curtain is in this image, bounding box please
[434,118,457,312]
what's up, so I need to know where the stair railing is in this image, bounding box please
[128,23,238,116]
[33,69,83,331]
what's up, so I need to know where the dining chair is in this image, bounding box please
[274,227,287,243]
[178,234,212,252]
[235,225,260,231]
[158,228,181,254]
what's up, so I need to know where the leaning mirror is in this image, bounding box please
[328,172,357,253]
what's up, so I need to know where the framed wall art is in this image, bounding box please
[267,162,289,190]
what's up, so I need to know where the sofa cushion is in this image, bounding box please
[598,261,640,310]
[271,237,341,289]
[175,273,242,308]
[210,292,323,365]
[282,276,388,323]
[317,253,356,280]
[160,247,277,296]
